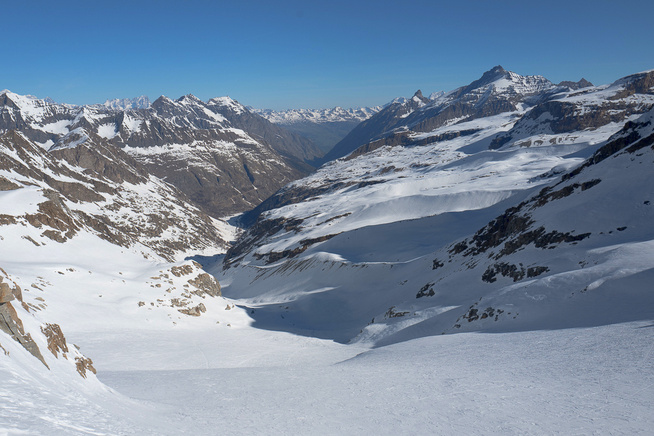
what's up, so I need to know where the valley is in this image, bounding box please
[1,65,653,434]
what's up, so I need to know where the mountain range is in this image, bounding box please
[0,90,322,217]
[1,65,653,434]
[255,106,381,155]
[222,65,654,343]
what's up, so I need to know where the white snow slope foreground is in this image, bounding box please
[1,67,654,434]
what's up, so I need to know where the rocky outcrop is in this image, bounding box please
[557,78,593,90]
[139,263,223,317]
[75,355,97,378]
[0,301,48,367]
[188,273,221,297]
[40,323,68,358]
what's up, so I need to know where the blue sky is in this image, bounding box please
[4,0,653,110]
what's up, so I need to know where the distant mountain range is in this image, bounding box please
[101,95,152,110]
[254,106,381,124]
[254,106,381,155]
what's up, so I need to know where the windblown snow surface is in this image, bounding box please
[2,71,654,434]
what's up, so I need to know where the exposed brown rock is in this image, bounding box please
[178,303,206,316]
[188,273,221,297]
[75,356,96,378]
[40,323,69,358]
[0,280,14,303]
[0,176,20,191]
[0,302,48,368]
[171,265,194,277]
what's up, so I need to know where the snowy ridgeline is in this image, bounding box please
[254,106,382,124]
[1,66,654,434]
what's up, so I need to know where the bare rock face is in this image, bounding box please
[40,323,69,358]
[188,273,221,297]
[0,175,20,191]
[75,355,97,378]
[0,278,15,303]
[0,301,48,368]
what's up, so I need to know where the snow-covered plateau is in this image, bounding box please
[1,66,653,434]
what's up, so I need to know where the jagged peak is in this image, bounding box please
[557,78,594,90]
[153,95,172,103]
[150,95,175,110]
[467,65,511,90]
[177,93,203,104]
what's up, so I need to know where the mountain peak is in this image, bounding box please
[557,78,594,90]
[489,65,507,74]
[477,65,510,85]
[177,94,203,104]
[412,89,430,104]
[207,96,246,114]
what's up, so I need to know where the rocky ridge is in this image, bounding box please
[0,90,320,217]
[322,66,594,162]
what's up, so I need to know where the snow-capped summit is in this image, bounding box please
[323,65,627,162]
[208,96,246,115]
[454,64,553,97]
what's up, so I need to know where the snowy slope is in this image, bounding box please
[322,66,593,162]
[221,68,654,344]
[1,67,653,435]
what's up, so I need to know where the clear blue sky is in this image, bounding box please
[4,0,653,110]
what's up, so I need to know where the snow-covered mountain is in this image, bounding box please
[101,95,151,110]
[0,108,237,424]
[2,66,654,434]
[255,106,381,155]
[255,106,381,124]
[0,90,321,216]
[322,66,593,162]
[220,66,654,344]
